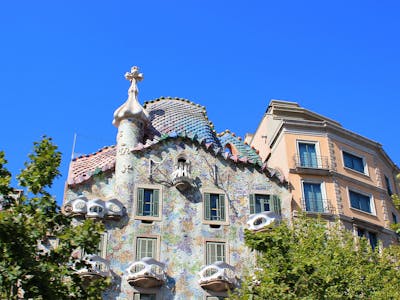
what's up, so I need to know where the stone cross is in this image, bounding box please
[125,66,143,102]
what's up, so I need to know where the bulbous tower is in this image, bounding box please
[112,66,149,210]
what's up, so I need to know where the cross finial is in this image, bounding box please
[112,66,149,127]
[125,66,143,82]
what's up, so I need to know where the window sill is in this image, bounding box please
[350,207,376,217]
[203,219,229,226]
[343,167,370,178]
[134,215,162,222]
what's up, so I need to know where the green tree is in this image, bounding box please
[232,216,400,299]
[0,137,109,299]
[390,174,400,234]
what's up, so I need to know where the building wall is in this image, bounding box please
[250,100,399,249]
[65,139,291,300]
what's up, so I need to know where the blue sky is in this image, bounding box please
[1,1,399,204]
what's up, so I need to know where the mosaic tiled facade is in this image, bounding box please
[64,67,291,299]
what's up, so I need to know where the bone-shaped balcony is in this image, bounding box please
[171,160,194,191]
[198,261,237,292]
[63,197,125,220]
[247,211,280,232]
[126,257,166,288]
[75,254,111,280]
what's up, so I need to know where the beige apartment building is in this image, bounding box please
[247,100,400,248]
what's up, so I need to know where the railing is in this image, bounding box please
[247,211,280,231]
[198,261,237,291]
[301,198,334,214]
[126,257,166,284]
[294,155,330,169]
[75,254,111,278]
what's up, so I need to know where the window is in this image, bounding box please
[384,176,393,196]
[134,294,156,300]
[392,213,398,224]
[298,142,318,168]
[136,237,157,260]
[136,187,161,220]
[349,190,373,214]
[357,228,378,250]
[206,242,226,264]
[204,193,226,222]
[303,182,325,213]
[249,194,281,215]
[97,233,107,258]
[343,151,365,173]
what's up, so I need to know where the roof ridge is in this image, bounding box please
[72,145,116,161]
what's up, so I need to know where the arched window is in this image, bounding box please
[224,143,238,156]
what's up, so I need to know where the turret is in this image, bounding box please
[113,66,149,210]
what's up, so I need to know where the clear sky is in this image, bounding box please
[1,1,399,204]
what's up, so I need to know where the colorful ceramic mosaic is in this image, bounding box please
[64,69,291,299]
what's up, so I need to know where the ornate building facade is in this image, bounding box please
[63,67,291,299]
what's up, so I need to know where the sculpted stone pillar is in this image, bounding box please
[113,66,149,211]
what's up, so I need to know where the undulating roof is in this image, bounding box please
[144,97,220,146]
[67,98,284,186]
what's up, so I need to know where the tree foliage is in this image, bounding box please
[232,216,400,299]
[391,193,400,234]
[0,137,109,299]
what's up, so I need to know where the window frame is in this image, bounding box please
[97,232,108,258]
[356,227,379,251]
[347,188,375,215]
[202,188,229,225]
[296,140,321,168]
[301,180,327,213]
[342,150,368,175]
[249,192,281,215]
[134,184,163,221]
[204,239,229,265]
[133,293,157,300]
[392,212,398,224]
[384,175,393,196]
[134,235,160,261]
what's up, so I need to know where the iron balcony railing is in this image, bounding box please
[301,198,334,214]
[294,155,330,169]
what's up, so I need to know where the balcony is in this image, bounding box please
[247,211,280,232]
[198,261,237,292]
[301,198,334,214]
[63,197,125,220]
[291,155,331,175]
[75,254,111,280]
[171,159,194,191]
[126,257,166,288]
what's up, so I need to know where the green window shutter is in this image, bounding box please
[137,188,144,216]
[97,233,107,257]
[152,189,159,217]
[204,193,211,220]
[249,194,255,214]
[219,194,225,221]
[272,195,281,216]
[136,238,143,260]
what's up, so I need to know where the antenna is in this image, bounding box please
[71,133,77,160]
